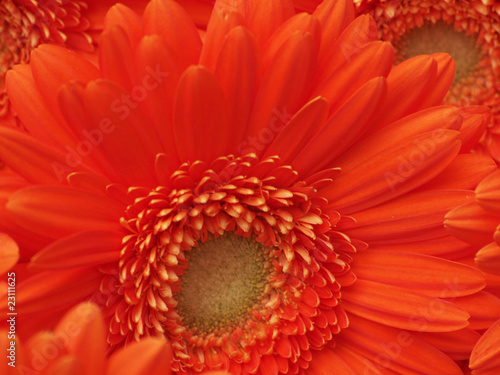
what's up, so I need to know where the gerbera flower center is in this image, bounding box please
[395,21,482,83]
[176,234,271,333]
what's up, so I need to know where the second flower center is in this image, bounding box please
[395,21,482,83]
[176,234,271,334]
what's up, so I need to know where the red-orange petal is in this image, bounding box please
[476,169,500,215]
[173,66,230,162]
[475,242,500,276]
[142,0,202,68]
[341,279,470,332]
[30,230,123,269]
[445,202,499,246]
[107,337,173,375]
[344,190,474,243]
[0,233,19,274]
[6,186,123,238]
[418,328,481,361]
[470,318,500,372]
[351,251,484,297]
[339,315,463,374]
[448,291,500,330]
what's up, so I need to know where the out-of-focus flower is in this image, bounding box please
[1,0,499,373]
[0,0,148,122]
[355,0,500,163]
[446,170,500,375]
[0,301,222,375]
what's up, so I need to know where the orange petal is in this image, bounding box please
[0,233,19,274]
[341,279,470,332]
[13,267,102,315]
[133,35,182,158]
[247,31,318,143]
[31,44,100,117]
[476,242,500,276]
[215,26,261,147]
[292,76,386,175]
[339,315,463,375]
[445,202,499,246]
[312,41,393,114]
[344,190,474,243]
[54,302,106,375]
[458,106,491,153]
[107,337,172,375]
[174,66,230,162]
[308,344,383,375]
[323,130,460,214]
[447,291,500,330]
[99,25,135,91]
[417,53,455,109]
[6,186,123,238]
[142,0,202,68]
[352,251,484,298]
[81,80,163,186]
[103,3,142,47]
[30,230,123,270]
[470,318,500,371]
[418,154,497,190]
[313,0,355,64]
[200,7,245,71]
[476,169,500,215]
[418,328,481,361]
[0,127,95,185]
[244,0,295,48]
[262,96,328,164]
[5,65,78,149]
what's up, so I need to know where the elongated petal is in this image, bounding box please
[339,316,463,375]
[312,41,393,113]
[323,130,460,213]
[247,32,318,141]
[6,186,123,238]
[142,0,202,68]
[54,302,106,375]
[31,230,123,269]
[174,66,230,162]
[293,76,386,175]
[470,319,500,371]
[418,328,481,361]
[351,251,484,297]
[419,154,497,190]
[476,169,500,215]
[263,97,328,164]
[445,202,499,246]
[344,190,474,243]
[215,26,261,146]
[448,292,500,330]
[107,337,172,375]
[313,0,355,63]
[13,267,102,315]
[0,233,18,274]
[342,279,470,332]
[476,242,500,275]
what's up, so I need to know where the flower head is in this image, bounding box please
[0,0,147,121]
[0,0,498,373]
[356,0,500,163]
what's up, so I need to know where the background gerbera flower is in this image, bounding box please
[446,170,500,375]
[1,0,499,373]
[355,0,500,164]
[0,0,148,122]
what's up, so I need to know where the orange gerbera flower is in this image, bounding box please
[446,170,500,375]
[355,0,500,163]
[1,0,499,373]
[0,0,148,122]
